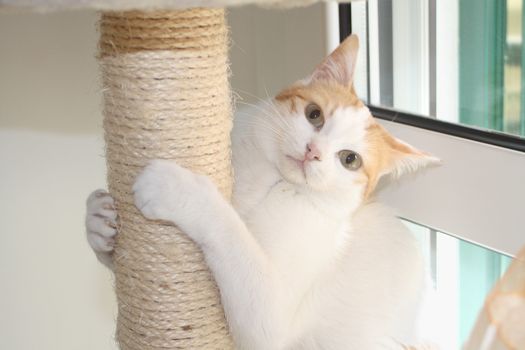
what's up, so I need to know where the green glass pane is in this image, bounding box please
[459,0,525,137]
[458,241,509,345]
[366,0,525,138]
[459,0,506,131]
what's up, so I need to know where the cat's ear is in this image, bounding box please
[363,123,440,198]
[381,130,441,179]
[308,34,359,86]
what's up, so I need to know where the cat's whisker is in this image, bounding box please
[263,89,293,127]
[234,114,284,138]
[238,129,283,147]
[235,88,289,127]
[235,108,288,135]
[236,101,278,121]
[233,88,277,109]
[263,89,282,114]
[236,114,282,132]
[237,117,293,142]
[235,97,294,136]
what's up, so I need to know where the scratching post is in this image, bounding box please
[99,9,234,349]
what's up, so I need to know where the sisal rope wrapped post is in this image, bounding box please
[99,9,234,349]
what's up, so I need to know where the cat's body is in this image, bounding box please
[227,102,425,349]
[86,35,437,349]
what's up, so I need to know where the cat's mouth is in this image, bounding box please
[284,155,308,183]
[281,154,328,190]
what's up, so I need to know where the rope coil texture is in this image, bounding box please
[99,9,234,349]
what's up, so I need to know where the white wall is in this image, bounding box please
[0,11,118,350]
[0,6,327,350]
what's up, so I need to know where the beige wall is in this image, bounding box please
[229,4,327,102]
[0,6,326,349]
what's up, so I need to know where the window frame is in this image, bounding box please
[339,2,525,153]
[338,2,525,257]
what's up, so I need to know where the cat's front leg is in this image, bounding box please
[132,159,224,243]
[133,160,294,349]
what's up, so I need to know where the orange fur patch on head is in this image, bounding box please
[361,122,392,199]
[275,81,363,118]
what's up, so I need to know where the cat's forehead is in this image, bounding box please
[275,81,364,115]
[326,105,371,136]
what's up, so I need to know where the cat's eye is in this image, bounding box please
[305,103,324,129]
[338,150,362,171]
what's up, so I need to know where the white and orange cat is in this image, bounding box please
[86,35,439,349]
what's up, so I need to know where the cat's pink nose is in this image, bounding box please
[305,142,322,161]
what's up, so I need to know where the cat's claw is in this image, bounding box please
[86,189,117,269]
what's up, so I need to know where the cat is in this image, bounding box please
[86,34,439,349]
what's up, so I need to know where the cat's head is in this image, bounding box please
[263,34,438,199]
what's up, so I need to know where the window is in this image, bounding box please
[339,1,525,348]
[348,0,525,139]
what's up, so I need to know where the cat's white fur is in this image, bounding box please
[86,35,437,349]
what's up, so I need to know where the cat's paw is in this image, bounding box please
[133,159,216,231]
[85,189,117,268]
